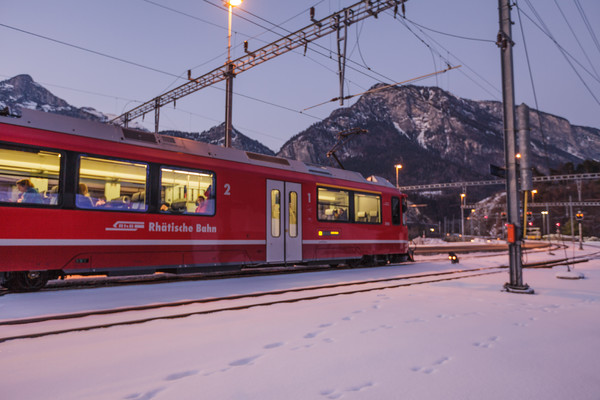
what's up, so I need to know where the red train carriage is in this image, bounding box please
[0,109,409,291]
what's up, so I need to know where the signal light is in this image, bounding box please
[448,252,459,264]
[526,211,533,222]
[576,211,584,221]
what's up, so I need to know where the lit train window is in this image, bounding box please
[354,192,381,224]
[78,156,148,211]
[289,191,298,238]
[317,187,349,222]
[271,189,281,237]
[160,167,215,215]
[0,147,61,206]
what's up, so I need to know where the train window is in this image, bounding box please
[289,191,298,238]
[402,197,408,226]
[0,147,61,205]
[160,167,215,215]
[271,189,281,238]
[78,156,148,211]
[391,196,401,225]
[317,187,349,222]
[354,192,381,224]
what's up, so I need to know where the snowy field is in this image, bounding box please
[1,243,599,400]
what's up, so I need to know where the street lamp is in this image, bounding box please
[226,0,243,62]
[394,164,403,188]
[541,210,548,237]
[224,0,243,148]
[531,189,538,203]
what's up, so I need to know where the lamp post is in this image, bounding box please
[541,210,548,238]
[460,193,466,241]
[394,164,403,188]
[531,189,537,203]
[224,0,242,148]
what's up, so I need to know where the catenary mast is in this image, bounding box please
[497,0,533,294]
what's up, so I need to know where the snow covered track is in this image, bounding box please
[0,266,509,343]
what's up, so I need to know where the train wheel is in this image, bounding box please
[8,271,49,292]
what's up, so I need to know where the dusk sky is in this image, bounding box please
[3,0,599,151]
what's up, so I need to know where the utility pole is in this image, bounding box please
[497,0,533,294]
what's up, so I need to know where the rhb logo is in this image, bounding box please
[105,221,145,232]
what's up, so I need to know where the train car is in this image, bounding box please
[0,109,410,291]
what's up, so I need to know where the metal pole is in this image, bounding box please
[460,193,465,241]
[224,4,234,148]
[498,0,532,294]
[577,180,583,249]
[225,64,234,148]
[569,195,575,245]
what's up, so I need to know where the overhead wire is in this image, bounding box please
[519,0,600,84]
[393,14,501,100]
[225,0,398,85]
[400,17,496,43]
[0,18,319,141]
[303,65,461,111]
[553,0,600,81]
[141,0,225,30]
[514,0,552,174]
[0,22,181,79]
[146,0,378,102]
[573,0,600,57]
[518,0,600,107]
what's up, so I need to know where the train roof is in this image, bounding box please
[1,108,396,190]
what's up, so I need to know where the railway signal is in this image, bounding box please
[448,252,459,264]
[576,211,584,221]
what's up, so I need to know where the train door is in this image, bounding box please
[266,180,302,263]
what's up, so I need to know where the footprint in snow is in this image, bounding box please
[473,336,500,348]
[320,382,375,399]
[123,387,165,400]
[229,355,261,367]
[263,342,285,349]
[304,330,323,339]
[411,357,452,374]
[164,370,198,381]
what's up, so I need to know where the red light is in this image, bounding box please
[556,223,561,227]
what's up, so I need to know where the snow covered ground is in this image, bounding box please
[1,243,599,400]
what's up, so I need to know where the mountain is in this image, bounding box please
[0,74,275,155]
[161,124,275,156]
[277,84,600,186]
[0,74,107,122]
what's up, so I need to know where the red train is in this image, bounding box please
[0,109,409,291]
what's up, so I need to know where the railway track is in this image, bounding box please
[0,242,563,295]
[2,253,595,344]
